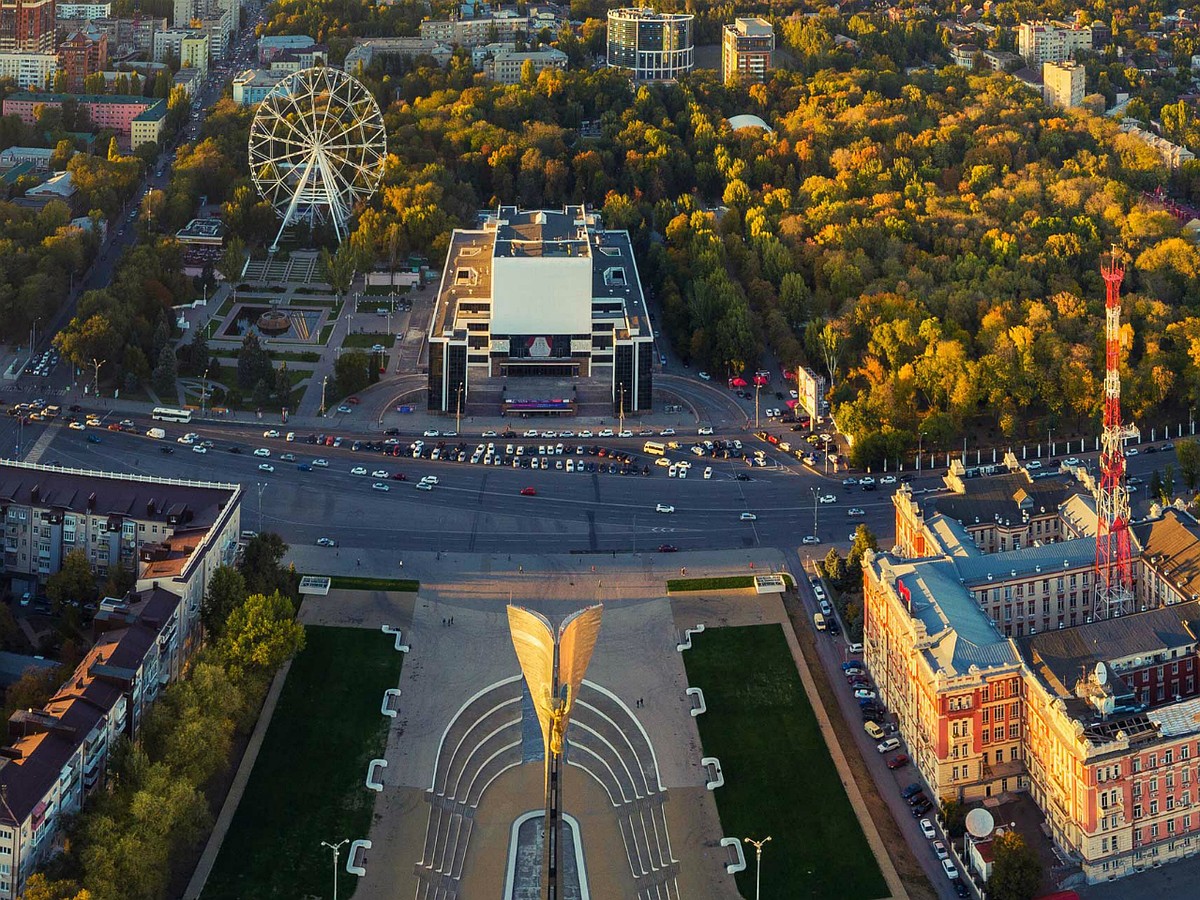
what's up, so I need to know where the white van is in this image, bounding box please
[146,427,165,439]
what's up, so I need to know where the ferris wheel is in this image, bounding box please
[248,67,387,252]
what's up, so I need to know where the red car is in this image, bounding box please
[347,396,361,405]
[391,472,407,481]
[520,487,536,496]
[887,754,910,769]
[658,544,678,552]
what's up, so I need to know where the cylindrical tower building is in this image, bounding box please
[606,8,694,81]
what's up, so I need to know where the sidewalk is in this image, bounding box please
[181,657,294,900]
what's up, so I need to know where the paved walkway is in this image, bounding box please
[181,657,294,900]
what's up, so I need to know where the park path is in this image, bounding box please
[181,658,293,900]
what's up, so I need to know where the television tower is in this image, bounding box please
[1095,248,1133,619]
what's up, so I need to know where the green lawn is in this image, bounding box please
[666,574,794,592]
[304,574,420,592]
[201,626,403,900]
[342,331,394,348]
[684,625,887,900]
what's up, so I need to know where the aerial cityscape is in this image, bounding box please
[1,1,1200,899]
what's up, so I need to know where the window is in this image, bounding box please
[1167,750,1174,765]
[1135,804,1143,819]
[1151,800,1159,815]
[1151,823,1159,838]
[1009,723,1020,739]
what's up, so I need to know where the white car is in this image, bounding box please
[802,535,821,545]
[285,432,295,442]
[619,430,633,438]
[879,475,897,485]
[1025,460,1042,470]
[524,429,539,437]
[481,430,497,437]
[877,738,901,754]
[598,429,614,437]
[854,689,877,700]
[177,434,195,444]
[372,469,389,478]
[579,430,593,438]
[423,429,440,437]
[350,466,368,475]
[316,537,337,547]
[656,504,675,514]
[740,512,757,521]
[253,448,270,457]
[68,421,85,431]
[819,494,837,504]
[541,430,556,438]
[848,508,865,517]
[263,429,280,438]
[698,371,711,380]
[313,458,329,467]
[1125,447,1139,456]
[940,859,958,880]
[371,482,390,492]
[932,840,948,861]
[258,463,274,472]
[660,428,675,436]
[416,481,433,490]
[698,426,714,435]
[1064,457,1080,466]
[919,819,936,840]
[704,467,713,479]
[192,445,208,454]
[421,475,439,485]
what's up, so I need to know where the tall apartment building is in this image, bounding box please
[179,29,207,71]
[607,8,693,82]
[0,50,54,87]
[867,474,1200,886]
[1018,19,1092,65]
[0,462,241,900]
[0,0,55,54]
[172,0,234,58]
[56,1,107,16]
[57,26,106,91]
[152,25,200,62]
[721,17,773,84]
[1043,59,1085,108]
[85,16,165,55]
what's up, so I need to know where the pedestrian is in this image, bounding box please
[357,558,361,567]
[450,616,454,625]
[442,618,446,626]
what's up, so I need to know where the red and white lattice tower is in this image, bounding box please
[1095,249,1133,619]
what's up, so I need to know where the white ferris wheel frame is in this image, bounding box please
[248,66,387,252]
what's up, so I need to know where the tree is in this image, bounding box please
[320,243,357,300]
[821,547,846,587]
[1162,464,1176,504]
[238,532,299,599]
[236,332,272,390]
[1178,439,1200,492]
[334,350,371,396]
[939,798,968,839]
[3,664,64,724]
[152,344,177,396]
[1151,469,1163,504]
[988,831,1042,900]
[140,661,242,786]
[45,548,96,610]
[18,874,92,900]
[219,235,245,282]
[202,565,246,637]
[216,591,305,680]
[102,560,135,599]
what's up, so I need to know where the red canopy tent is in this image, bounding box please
[730,377,748,387]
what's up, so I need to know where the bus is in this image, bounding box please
[643,441,666,457]
[152,407,192,424]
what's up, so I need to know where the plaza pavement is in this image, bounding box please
[273,547,905,899]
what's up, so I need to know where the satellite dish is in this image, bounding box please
[1095,662,1108,686]
[966,808,995,839]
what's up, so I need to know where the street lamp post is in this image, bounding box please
[256,482,266,532]
[455,382,464,434]
[917,430,925,474]
[201,366,210,416]
[319,375,329,417]
[618,383,625,435]
[319,839,350,900]
[809,487,819,541]
[744,835,771,900]
[754,382,761,429]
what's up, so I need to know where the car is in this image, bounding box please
[316,537,337,547]
[941,859,958,880]
[864,721,885,740]
[372,469,389,478]
[424,429,440,437]
[520,487,537,496]
[931,839,948,860]
[159,446,175,455]
[598,428,614,437]
[859,476,876,488]
[1125,447,1139,456]
[254,448,270,457]
[86,434,101,443]
[735,473,751,481]
[1162,442,1175,451]
[1025,460,1042,469]
[655,504,674,513]
[659,429,675,436]
[336,405,353,414]
[421,475,439,485]
[848,507,865,517]
[819,494,837,504]
[887,754,910,769]
[911,800,933,818]
[877,738,901,754]
[68,421,85,431]
[619,430,633,438]
[952,877,969,898]
[263,429,281,438]
[177,434,195,444]
[919,818,936,839]
[280,453,296,462]
[313,458,329,467]
[372,481,390,492]
[879,474,897,485]
[842,477,858,487]
[416,481,433,490]
[1064,456,1080,466]
[843,665,864,676]
[854,689,876,700]
[740,512,757,521]
[698,371,711,380]
[802,535,821,545]
[192,444,208,454]
[350,466,367,475]
[258,463,274,472]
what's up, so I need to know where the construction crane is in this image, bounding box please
[1095,248,1133,619]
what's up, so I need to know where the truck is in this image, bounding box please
[146,427,165,439]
